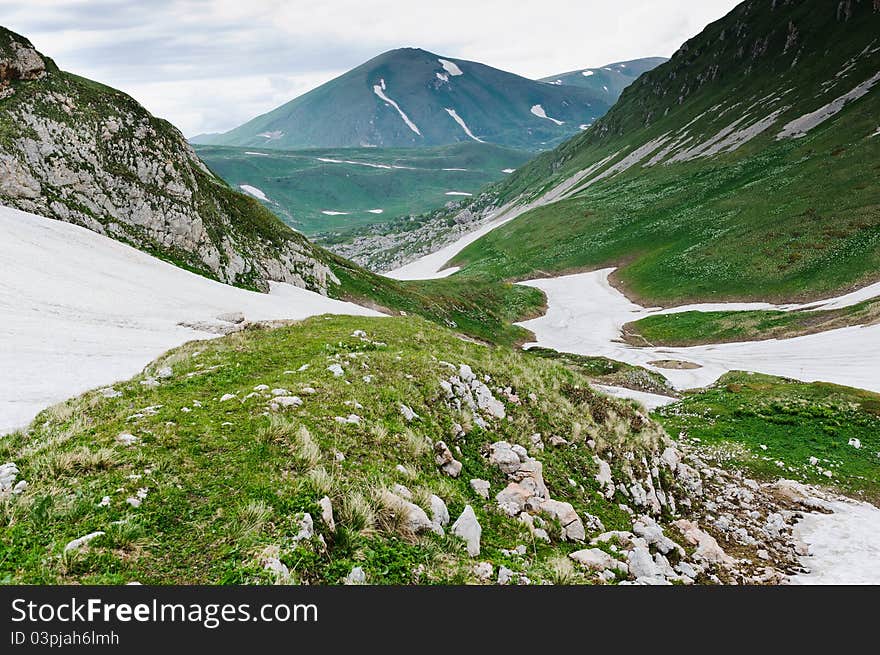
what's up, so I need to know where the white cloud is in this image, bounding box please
[0,0,742,136]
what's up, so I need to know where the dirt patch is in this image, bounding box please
[648,359,702,370]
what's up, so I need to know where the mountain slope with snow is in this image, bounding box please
[392,0,880,307]
[191,48,611,151]
[0,206,379,434]
[540,57,668,107]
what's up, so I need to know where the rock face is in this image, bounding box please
[0,27,336,293]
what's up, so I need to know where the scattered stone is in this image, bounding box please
[115,433,138,447]
[217,311,245,324]
[253,384,269,391]
[327,364,344,377]
[540,499,586,542]
[98,387,122,399]
[319,496,335,532]
[569,548,619,571]
[430,494,450,530]
[473,562,494,580]
[434,441,462,477]
[156,367,173,379]
[549,435,569,447]
[497,566,515,585]
[673,519,735,566]
[220,393,237,402]
[64,531,105,553]
[334,451,346,462]
[344,566,366,585]
[273,396,303,408]
[451,505,482,556]
[470,479,490,499]
[98,496,111,507]
[399,403,419,422]
[293,513,314,542]
[381,491,434,535]
[489,442,522,475]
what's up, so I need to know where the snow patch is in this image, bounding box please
[581,70,595,77]
[436,72,449,83]
[321,210,349,216]
[777,72,880,139]
[373,83,421,136]
[501,168,516,174]
[244,151,269,156]
[445,191,472,196]
[0,206,379,434]
[238,185,269,202]
[530,104,564,126]
[516,268,880,394]
[444,108,484,142]
[593,385,677,411]
[438,58,463,76]
[257,131,283,140]
[367,209,384,214]
[790,498,880,584]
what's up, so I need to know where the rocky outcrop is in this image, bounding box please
[0,27,336,293]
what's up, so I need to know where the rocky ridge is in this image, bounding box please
[0,27,335,293]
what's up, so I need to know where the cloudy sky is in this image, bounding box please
[1,0,742,137]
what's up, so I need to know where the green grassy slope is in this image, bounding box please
[654,372,880,503]
[195,142,532,236]
[0,316,665,584]
[442,0,880,305]
[623,297,880,346]
[193,48,610,151]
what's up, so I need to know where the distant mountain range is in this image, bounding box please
[191,48,665,151]
[540,57,668,103]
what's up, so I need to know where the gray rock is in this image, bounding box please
[319,496,335,532]
[469,478,490,499]
[451,505,482,556]
[344,566,366,585]
[64,531,105,553]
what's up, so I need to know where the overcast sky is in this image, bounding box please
[1,0,742,137]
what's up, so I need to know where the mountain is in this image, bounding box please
[0,27,335,293]
[190,48,611,151]
[360,0,880,306]
[194,142,532,237]
[540,57,668,105]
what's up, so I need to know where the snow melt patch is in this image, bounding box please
[530,104,564,126]
[438,58,463,76]
[321,210,349,216]
[502,168,516,174]
[516,268,880,394]
[593,385,677,411]
[257,131,283,140]
[367,209,384,214]
[790,497,880,584]
[373,82,422,136]
[239,184,269,202]
[0,206,380,434]
[444,108,484,142]
[245,151,269,156]
[777,71,880,139]
[445,191,472,196]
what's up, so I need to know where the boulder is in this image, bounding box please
[488,442,521,475]
[451,505,482,556]
[569,548,619,571]
[673,519,735,566]
[539,499,585,542]
[470,479,491,499]
[344,566,366,585]
[429,494,449,529]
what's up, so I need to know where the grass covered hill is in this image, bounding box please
[416,0,880,306]
[2,315,852,585]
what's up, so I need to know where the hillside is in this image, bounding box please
[3,313,857,585]
[191,48,610,151]
[364,0,880,306]
[0,27,335,293]
[540,57,668,106]
[195,142,532,236]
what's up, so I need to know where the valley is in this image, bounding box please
[195,142,532,237]
[2,0,880,590]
